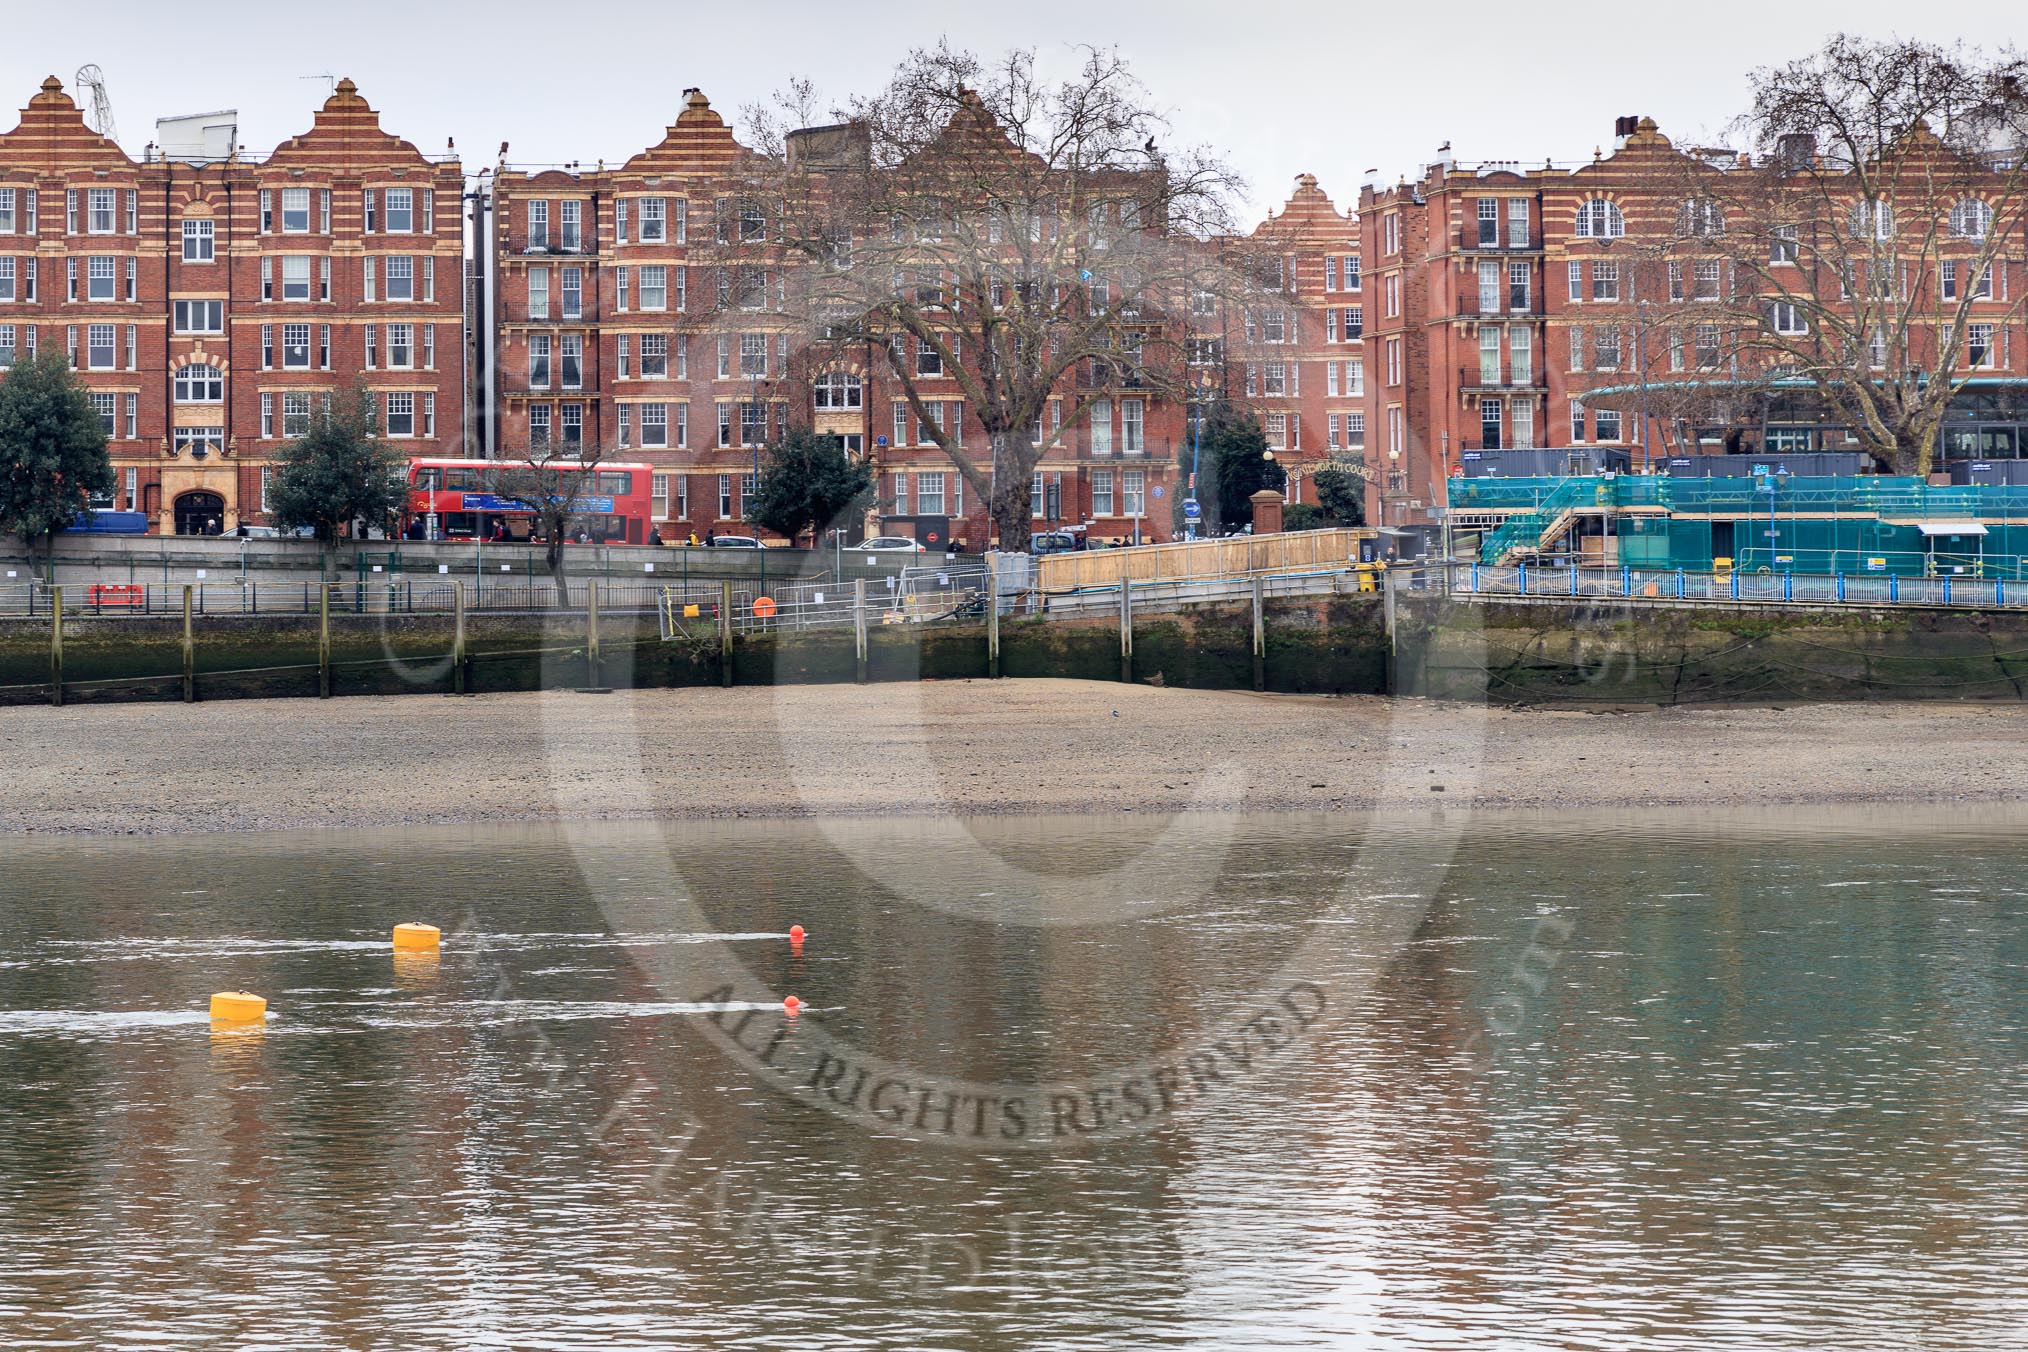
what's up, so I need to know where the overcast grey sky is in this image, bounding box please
[8,1,2020,221]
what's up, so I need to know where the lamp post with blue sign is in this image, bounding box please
[1185,374,1212,540]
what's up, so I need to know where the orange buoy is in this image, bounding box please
[209,991,267,1022]
[393,922,441,952]
[789,925,805,943]
[783,995,802,1015]
[752,595,778,619]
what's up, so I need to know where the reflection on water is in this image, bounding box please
[2,807,2027,1349]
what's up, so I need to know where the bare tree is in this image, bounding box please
[485,442,610,604]
[1641,36,2028,474]
[747,44,1248,550]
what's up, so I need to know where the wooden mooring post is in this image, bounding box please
[452,581,468,694]
[48,586,62,707]
[318,584,331,698]
[1251,574,1266,692]
[853,578,868,684]
[182,585,195,702]
[1118,575,1134,683]
[986,558,1001,679]
[719,580,735,687]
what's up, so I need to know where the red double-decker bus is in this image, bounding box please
[405,458,658,544]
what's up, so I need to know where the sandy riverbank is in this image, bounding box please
[4,679,2027,836]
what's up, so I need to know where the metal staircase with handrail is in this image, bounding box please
[1480,478,1593,565]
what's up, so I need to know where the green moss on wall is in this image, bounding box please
[0,593,1392,705]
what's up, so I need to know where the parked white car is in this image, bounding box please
[859,536,927,553]
[707,535,764,548]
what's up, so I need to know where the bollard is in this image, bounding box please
[986,556,1001,679]
[587,580,603,688]
[719,580,734,687]
[452,581,468,695]
[853,578,868,684]
[48,585,62,707]
[318,583,331,698]
[182,585,195,702]
[1251,574,1266,693]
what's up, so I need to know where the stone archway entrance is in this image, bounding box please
[174,490,225,536]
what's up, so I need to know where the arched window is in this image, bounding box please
[1951,198,1993,240]
[813,371,862,410]
[1574,198,1625,239]
[173,364,223,403]
[1677,198,1724,237]
[1849,199,1895,241]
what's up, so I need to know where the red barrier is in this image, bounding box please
[87,584,145,609]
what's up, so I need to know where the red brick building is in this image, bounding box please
[0,76,463,533]
[489,89,1201,546]
[1362,114,2028,534]
[1223,173,1365,512]
[1359,157,1548,532]
[489,89,797,538]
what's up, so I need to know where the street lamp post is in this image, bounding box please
[748,373,771,487]
[1185,377,1211,540]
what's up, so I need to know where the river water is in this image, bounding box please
[1,808,2025,1350]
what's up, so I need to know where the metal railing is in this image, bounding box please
[1449,473,2028,520]
[1038,567,1359,618]
[0,577,815,619]
[659,568,999,641]
[1480,479,1593,565]
[1449,562,2027,611]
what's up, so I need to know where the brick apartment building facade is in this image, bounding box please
[489,89,811,541]
[0,76,463,534]
[1362,115,2028,532]
[49,72,2020,551]
[5,72,1367,547]
[1224,173,1366,512]
[1359,156,1544,531]
[490,89,1232,546]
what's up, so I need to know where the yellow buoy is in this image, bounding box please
[393,922,442,952]
[209,990,267,1021]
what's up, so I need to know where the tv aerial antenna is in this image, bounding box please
[75,64,116,143]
